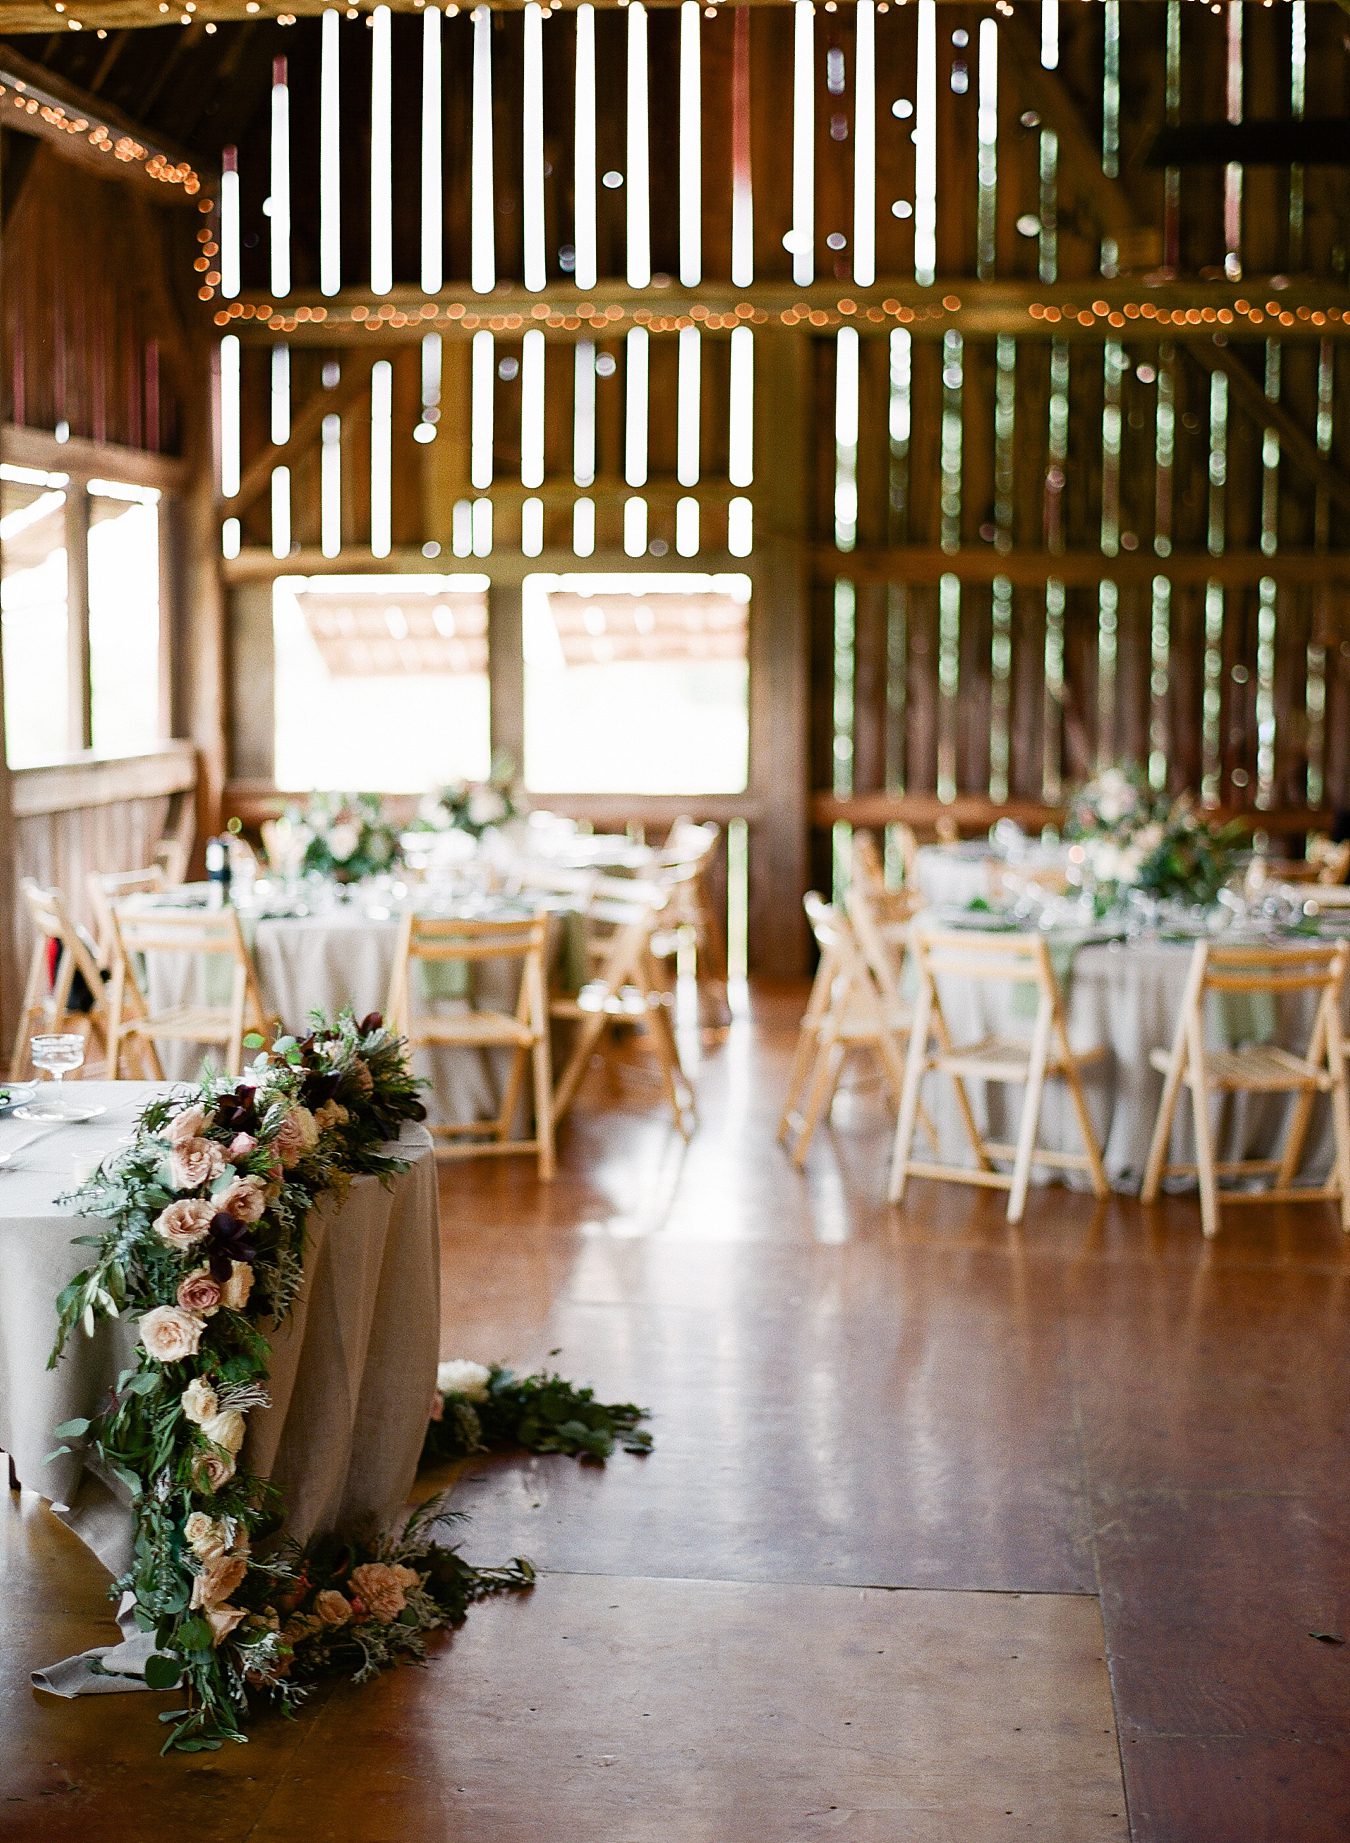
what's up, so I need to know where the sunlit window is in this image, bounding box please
[89,479,163,756]
[522,572,750,794]
[1,462,70,768]
[272,574,492,791]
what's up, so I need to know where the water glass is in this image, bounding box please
[25,1033,86,1120]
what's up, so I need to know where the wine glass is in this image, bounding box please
[22,1033,87,1120]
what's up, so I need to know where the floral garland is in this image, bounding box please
[45,1010,481,1753]
[46,1012,655,1756]
[425,1360,653,1465]
[1066,764,1243,908]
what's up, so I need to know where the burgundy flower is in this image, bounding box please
[204,1211,258,1283]
[358,1013,383,1036]
[214,1083,260,1136]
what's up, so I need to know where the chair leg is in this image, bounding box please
[1277,1004,1327,1188]
[1007,1009,1053,1226]
[887,986,933,1204]
[552,1010,609,1123]
[1141,1045,1187,1204]
[1186,1025,1220,1237]
[531,1023,556,1182]
[646,998,694,1137]
[792,1039,845,1169]
[496,1044,529,1144]
[1062,1054,1109,1200]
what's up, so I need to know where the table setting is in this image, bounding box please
[899,769,1350,1190]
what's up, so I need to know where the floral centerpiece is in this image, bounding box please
[1066,765,1243,908]
[45,1011,652,1754]
[283,792,402,884]
[414,755,523,841]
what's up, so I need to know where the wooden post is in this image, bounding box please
[487,578,525,773]
[65,486,92,752]
[0,137,21,1062]
[178,343,228,863]
[747,327,812,977]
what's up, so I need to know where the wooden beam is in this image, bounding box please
[225,278,1350,346]
[817,545,1350,590]
[485,581,525,774]
[8,740,196,820]
[222,544,743,585]
[812,791,1333,845]
[1190,342,1350,524]
[0,42,209,205]
[2,424,189,492]
[64,486,91,752]
[0,0,1006,23]
[233,364,372,515]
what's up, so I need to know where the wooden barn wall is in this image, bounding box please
[0,138,199,452]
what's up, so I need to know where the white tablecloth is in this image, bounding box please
[913,842,1071,907]
[0,1083,439,1687]
[915,935,1339,1190]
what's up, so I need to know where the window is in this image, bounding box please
[522,572,750,795]
[272,574,492,791]
[1,463,71,768]
[89,479,163,756]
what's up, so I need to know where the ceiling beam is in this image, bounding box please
[817,544,1350,590]
[0,41,209,204]
[0,0,1049,23]
[219,277,1350,346]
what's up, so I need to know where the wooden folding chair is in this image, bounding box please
[780,891,930,1168]
[888,927,1109,1225]
[1141,941,1350,1238]
[386,910,554,1177]
[87,866,167,969]
[107,905,272,1080]
[551,879,696,1137]
[11,882,109,1079]
[651,818,731,1029]
[849,829,925,943]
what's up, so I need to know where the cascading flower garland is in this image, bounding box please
[44,1010,532,1753]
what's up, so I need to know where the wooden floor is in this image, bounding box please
[5,981,1350,1840]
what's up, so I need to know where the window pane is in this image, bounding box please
[89,479,163,756]
[1,463,70,768]
[523,572,750,795]
[273,574,492,791]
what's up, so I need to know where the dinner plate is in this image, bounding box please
[0,1082,37,1116]
[13,1102,107,1124]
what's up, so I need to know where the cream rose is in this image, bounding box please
[166,1103,211,1145]
[176,1269,223,1317]
[220,1262,254,1311]
[183,1511,228,1560]
[181,1378,219,1426]
[391,1564,421,1591]
[216,1176,267,1223]
[437,1358,492,1402]
[153,1198,215,1251]
[314,1100,349,1134]
[227,1132,258,1163]
[139,1305,206,1364]
[193,1450,236,1493]
[201,1408,246,1456]
[347,1561,407,1623]
[313,1589,353,1628]
[169,1137,227,1191]
[190,1551,249,1610]
[272,1107,319,1170]
[205,1603,246,1648]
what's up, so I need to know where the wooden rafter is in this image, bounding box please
[0,40,208,203]
[817,545,1350,590]
[1189,342,1350,524]
[0,0,1049,24]
[232,364,373,512]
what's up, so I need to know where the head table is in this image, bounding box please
[0,1083,439,1693]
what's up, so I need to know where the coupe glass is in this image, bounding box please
[23,1033,87,1119]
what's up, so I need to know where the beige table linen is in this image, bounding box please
[0,1082,439,1693]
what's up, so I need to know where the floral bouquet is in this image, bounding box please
[414,755,523,841]
[284,792,402,885]
[1066,765,1243,908]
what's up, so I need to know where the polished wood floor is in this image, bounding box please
[5,981,1350,1840]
